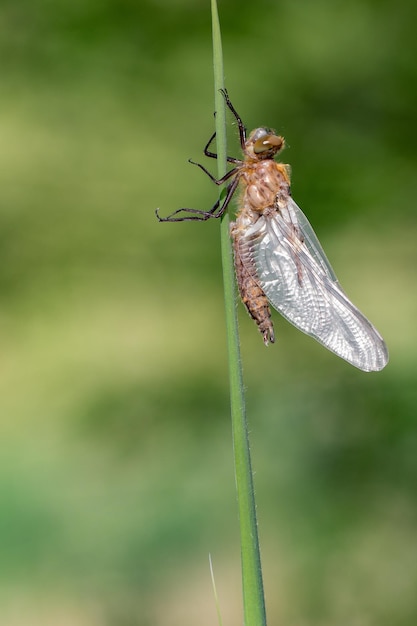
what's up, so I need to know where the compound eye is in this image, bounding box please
[253,134,284,154]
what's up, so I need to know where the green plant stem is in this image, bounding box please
[211,2,267,625]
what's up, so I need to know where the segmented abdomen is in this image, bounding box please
[231,219,275,345]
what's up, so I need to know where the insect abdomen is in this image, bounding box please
[231,221,275,345]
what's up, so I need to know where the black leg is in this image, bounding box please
[220,89,247,150]
[203,131,217,159]
[188,160,238,185]
[155,175,240,222]
[203,130,242,165]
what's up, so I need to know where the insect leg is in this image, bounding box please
[188,160,238,185]
[203,130,242,165]
[203,131,217,159]
[220,89,247,150]
[155,175,240,222]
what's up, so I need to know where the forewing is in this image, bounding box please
[241,199,388,371]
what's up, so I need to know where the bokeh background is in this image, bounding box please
[0,0,416,624]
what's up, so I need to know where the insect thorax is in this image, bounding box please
[241,160,290,215]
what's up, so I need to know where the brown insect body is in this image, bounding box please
[230,133,290,345]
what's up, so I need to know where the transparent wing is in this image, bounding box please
[240,198,388,371]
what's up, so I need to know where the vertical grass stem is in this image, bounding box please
[211,2,267,624]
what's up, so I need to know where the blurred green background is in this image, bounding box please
[0,0,416,624]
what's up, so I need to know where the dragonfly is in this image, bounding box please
[156,90,388,372]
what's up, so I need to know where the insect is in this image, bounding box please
[156,90,388,372]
